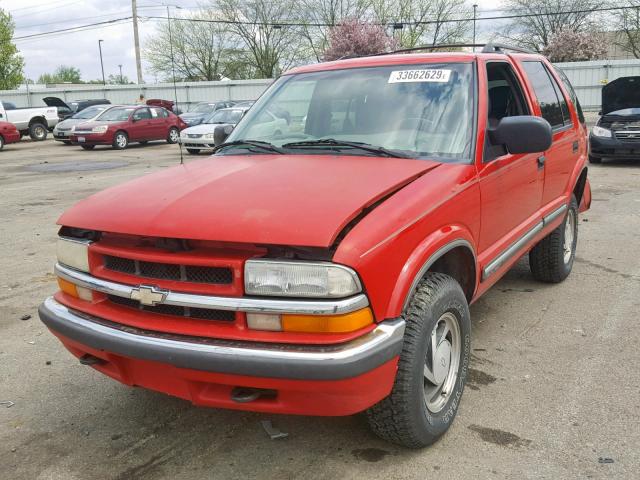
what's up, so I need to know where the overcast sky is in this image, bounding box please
[2,0,503,84]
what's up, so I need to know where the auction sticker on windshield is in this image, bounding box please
[388,69,451,83]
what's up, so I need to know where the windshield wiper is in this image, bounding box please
[282,138,414,158]
[213,140,284,154]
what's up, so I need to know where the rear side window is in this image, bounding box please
[521,61,566,128]
[555,67,585,124]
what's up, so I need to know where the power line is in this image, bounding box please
[14,17,133,40]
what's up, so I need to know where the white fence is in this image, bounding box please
[2,59,640,112]
[0,79,273,111]
[555,59,640,111]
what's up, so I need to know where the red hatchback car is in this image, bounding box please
[0,121,21,149]
[70,105,187,150]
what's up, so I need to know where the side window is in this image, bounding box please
[485,62,531,160]
[133,108,151,120]
[555,67,585,124]
[521,61,564,128]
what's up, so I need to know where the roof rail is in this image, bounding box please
[377,43,537,56]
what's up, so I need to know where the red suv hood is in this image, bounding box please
[59,155,439,247]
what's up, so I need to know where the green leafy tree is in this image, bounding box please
[37,65,82,84]
[0,8,25,90]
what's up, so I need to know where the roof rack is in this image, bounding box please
[378,43,536,56]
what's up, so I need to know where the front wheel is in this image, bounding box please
[366,273,470,448]
[529,195,578,283]
[29,122,48,141]
[112,131,128,150]
[167,127,180,144]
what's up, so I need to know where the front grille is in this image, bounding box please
[108,294,236,321]
[104,255,233,284]
[614,131,640,142]
[188,134,202,138]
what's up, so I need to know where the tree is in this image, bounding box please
[542,29,607,61]
[500,0,600,51]
[0,8,24,90]
[613,1,640,58]
[295,0,371,61]
[107,73,132,84]
[215,0,306,78]
[144,10,241,81]
[370,0,471,48]
[37,65,82,84]
[323,19,396,61]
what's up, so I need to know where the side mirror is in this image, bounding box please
[214,124,234,146]
[489,116,552,154]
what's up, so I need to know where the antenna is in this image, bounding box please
[166,5,184,165]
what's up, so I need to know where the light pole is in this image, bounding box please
[472,4,478,49]
[98,39,106,85]
[118,64,123,84]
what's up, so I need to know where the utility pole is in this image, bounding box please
[118,64,123,84]
[98,39,106,85]
[132,0,144,84]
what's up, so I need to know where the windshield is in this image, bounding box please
[192,103,215,114]
[72,105,109,119]
[227,63,475,161]
[205,109,244,124]
[96,107,135,121]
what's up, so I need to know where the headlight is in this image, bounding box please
[592,126,612,138]
[92,125,108,133]
[56,237,90,272]
[204,133,215,140]
[244,260,361,298]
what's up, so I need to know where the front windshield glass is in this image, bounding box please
[72,105,108,120]
[192,103,215,113]
[227,63,475,161]
[205,109,244,124]
[96,107,135,121]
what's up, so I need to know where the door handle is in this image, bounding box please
[537,155,545,168]
[572,141,579,153]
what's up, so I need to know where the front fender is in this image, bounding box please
[385,228,477,319]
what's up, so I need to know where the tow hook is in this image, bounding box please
[231,387,277,403]
[79,354,106,366]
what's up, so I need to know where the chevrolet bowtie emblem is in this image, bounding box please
[130,285,169,306]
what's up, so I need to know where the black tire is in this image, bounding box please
[80,145,95,150]
[366,273,471,448]
[0,135,4,150]
[529,195,578,283]
[29,122,48,141]
[186,148,200,154]
[588,154,601,164]
[167,127,180,144]
[112,131,128,150]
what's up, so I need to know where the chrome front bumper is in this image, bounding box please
[39,297,405,380]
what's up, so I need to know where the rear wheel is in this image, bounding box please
[112,131,128,150]
[366,273,470,448]
[29,122,48,141]
[186,148,200,154]
[0,135,4,150]
[167,127,180,144]
[529,195,578,283]
[588,154,601,164]
[80,145,95,150]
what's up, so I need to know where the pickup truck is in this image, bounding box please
[39,45,591,448]
[0,100,59,140]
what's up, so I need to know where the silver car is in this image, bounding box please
[53,104,114,144]
[180,106,249,153]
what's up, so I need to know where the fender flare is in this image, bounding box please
[386,228,477,319]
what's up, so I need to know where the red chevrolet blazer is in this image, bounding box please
[40,45,591,448]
